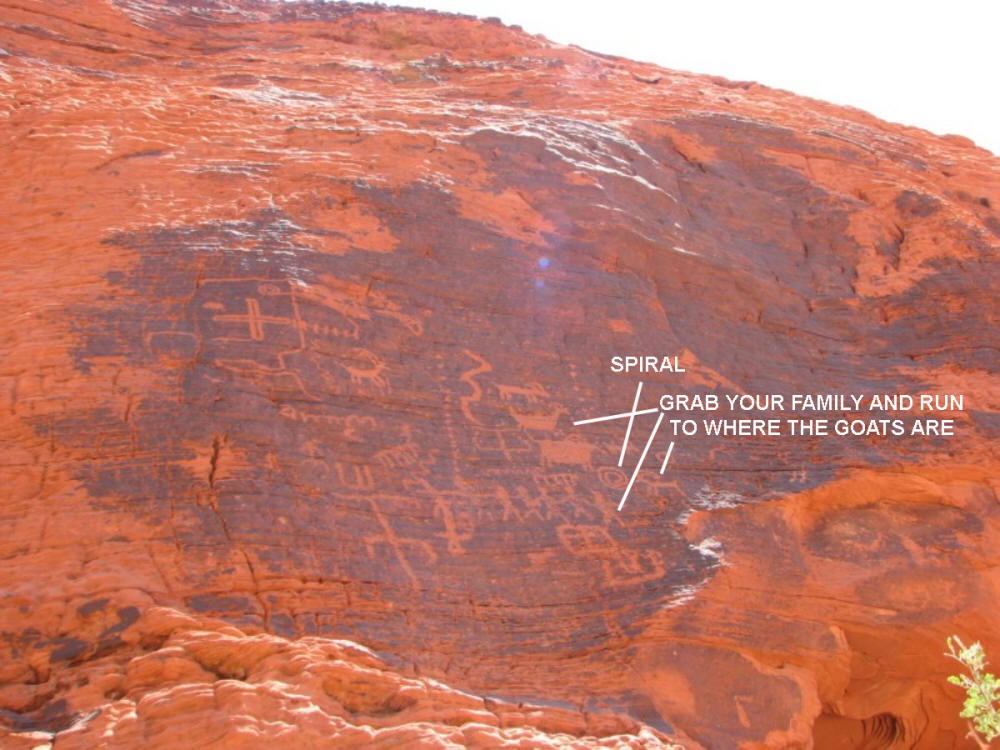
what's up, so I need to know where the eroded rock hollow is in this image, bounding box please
[1,1,999,747]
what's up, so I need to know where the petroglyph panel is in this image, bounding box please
[56,111,978,672]
[5,5,1000,746]
[55,208,715,656]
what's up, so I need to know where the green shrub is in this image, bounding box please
[946,635,1000,747]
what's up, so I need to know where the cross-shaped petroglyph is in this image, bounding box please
[573,382,675,511]
[213,297,295,342]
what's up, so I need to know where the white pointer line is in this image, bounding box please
[618,411,664,512]
[573,407,659,426]
[659,441,675,474]
[618,381,643,468]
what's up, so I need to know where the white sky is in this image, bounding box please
[388,0,999,156]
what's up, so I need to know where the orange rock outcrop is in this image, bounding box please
[1,1,999,748]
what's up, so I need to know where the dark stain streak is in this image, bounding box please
[93,148,166,171]
[208,434,225,490]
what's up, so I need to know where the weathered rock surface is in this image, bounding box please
[1,606,677,748]
[1,1,998,747]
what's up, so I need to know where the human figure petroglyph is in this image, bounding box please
[500,482,600,525]
[401,475,508,527]
[535,472,576,491]
[513,484,549,523]
[494,485,524,523]
[551,496,603,525]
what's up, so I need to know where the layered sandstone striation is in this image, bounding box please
[1,1,999,748]
[1,606,675,748]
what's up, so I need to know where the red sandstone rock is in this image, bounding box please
[0,607,676,749]
[0,1,998,748]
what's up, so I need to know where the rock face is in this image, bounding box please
[1,606,674,749]
[1,1,999,747]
